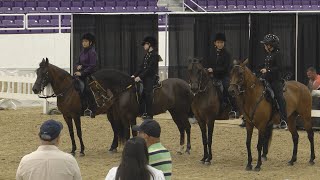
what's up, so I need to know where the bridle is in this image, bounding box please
[36,67,73,99]
[229,65,256,96]
[189,63,209,95]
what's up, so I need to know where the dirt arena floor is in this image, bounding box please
[1,107,320,180]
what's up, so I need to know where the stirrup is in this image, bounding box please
[141,113,152,120]
[84,108,93,117]
[228,111,237,119]
[280,120,288,129]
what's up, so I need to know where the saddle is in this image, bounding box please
[260,78,286,112]
[87,76,114,108]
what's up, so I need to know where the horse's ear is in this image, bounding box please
[233,59,240,65]
[45,57,49,66]
[241,58,249,66]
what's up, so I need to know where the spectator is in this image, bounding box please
[307,67,320,91]
[105,137,165,180]
[133,119,172,180]
[16,119,82,180]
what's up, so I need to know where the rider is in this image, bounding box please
[207,32,239,117]
[259,34,287,129]
[132,36,159,119]
[74,33,97,118]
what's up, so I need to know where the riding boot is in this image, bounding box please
[142,78,154,119]
[86,89,97,118]
[272,81,287,129]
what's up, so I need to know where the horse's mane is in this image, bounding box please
[93,69,133,94]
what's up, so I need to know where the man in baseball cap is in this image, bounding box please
[16,119,82,180]
[133,119,172,180]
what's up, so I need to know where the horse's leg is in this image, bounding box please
[64,115,76,155]
[301,113,315,165]
[74,116,85,156]
[130,116,137,137]
[245,122,254,171]
[107,112,118,153]
[287,114,299,166]
[254,132,265,171]
[205,118,215,165]
[176,110,192,154]
[169,110,186,155]
[184,117,192,154]
[262,123,273,161]
[198,118,208,164]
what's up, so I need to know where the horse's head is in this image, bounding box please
[33,58,50,94]
[187,57,208,94]
[228,59,249,97]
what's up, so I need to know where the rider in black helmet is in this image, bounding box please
[132,36,159,119]
[259,34,287,129]
[207,32,239,118]
[74,33,97,118]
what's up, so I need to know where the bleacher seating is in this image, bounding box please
[0,0,319,34]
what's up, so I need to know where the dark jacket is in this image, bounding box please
[76,46,97,77]
[134,50,159,80]
[259,49,283,82]
[207,48,232,79]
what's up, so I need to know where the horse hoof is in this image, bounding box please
[254,167,261,172]
[204,161,211,165]
[177,151,183,155]
[287,161,294,166]
[309,161,315,166]
[108,148,117,154]
[245,165,252,171]
[262,156,267,162]
[70,152,75,156]
[185,149,191,155]
[80,152,85,157]
[200,160,205,164]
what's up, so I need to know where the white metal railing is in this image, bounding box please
[0,13,71,33]
[26,13,71,33]
[0,72,55,114]
[183,0,207,12]
[0,14,25,31]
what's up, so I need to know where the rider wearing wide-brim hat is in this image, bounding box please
[131,36,159,119]
[259,33,287,129]
[74,32,97,118]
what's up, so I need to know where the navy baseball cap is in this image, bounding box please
[132,119,161,138]
[39,119,63,141]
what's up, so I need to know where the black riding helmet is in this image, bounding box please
[214,33,226,42]
[81,33,95,45]
[260,34,280,49]
[141,36,157,48]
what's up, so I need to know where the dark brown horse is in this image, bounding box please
[188,59,232,165]
[228,60,315,171]
[91,68,193,154]
[32,58,114,156]
[33,58,193,155]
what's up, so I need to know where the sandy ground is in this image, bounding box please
[1,107,320,180]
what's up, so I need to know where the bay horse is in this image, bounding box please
[90,68,193,154]
[228,59,315,171]
[188,59,232,165]
[33,58,193,154]
[32,58,113,156]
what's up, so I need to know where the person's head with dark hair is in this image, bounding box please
[81,33,95,49]
[307,66,318,81]
[115,137,153,180]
